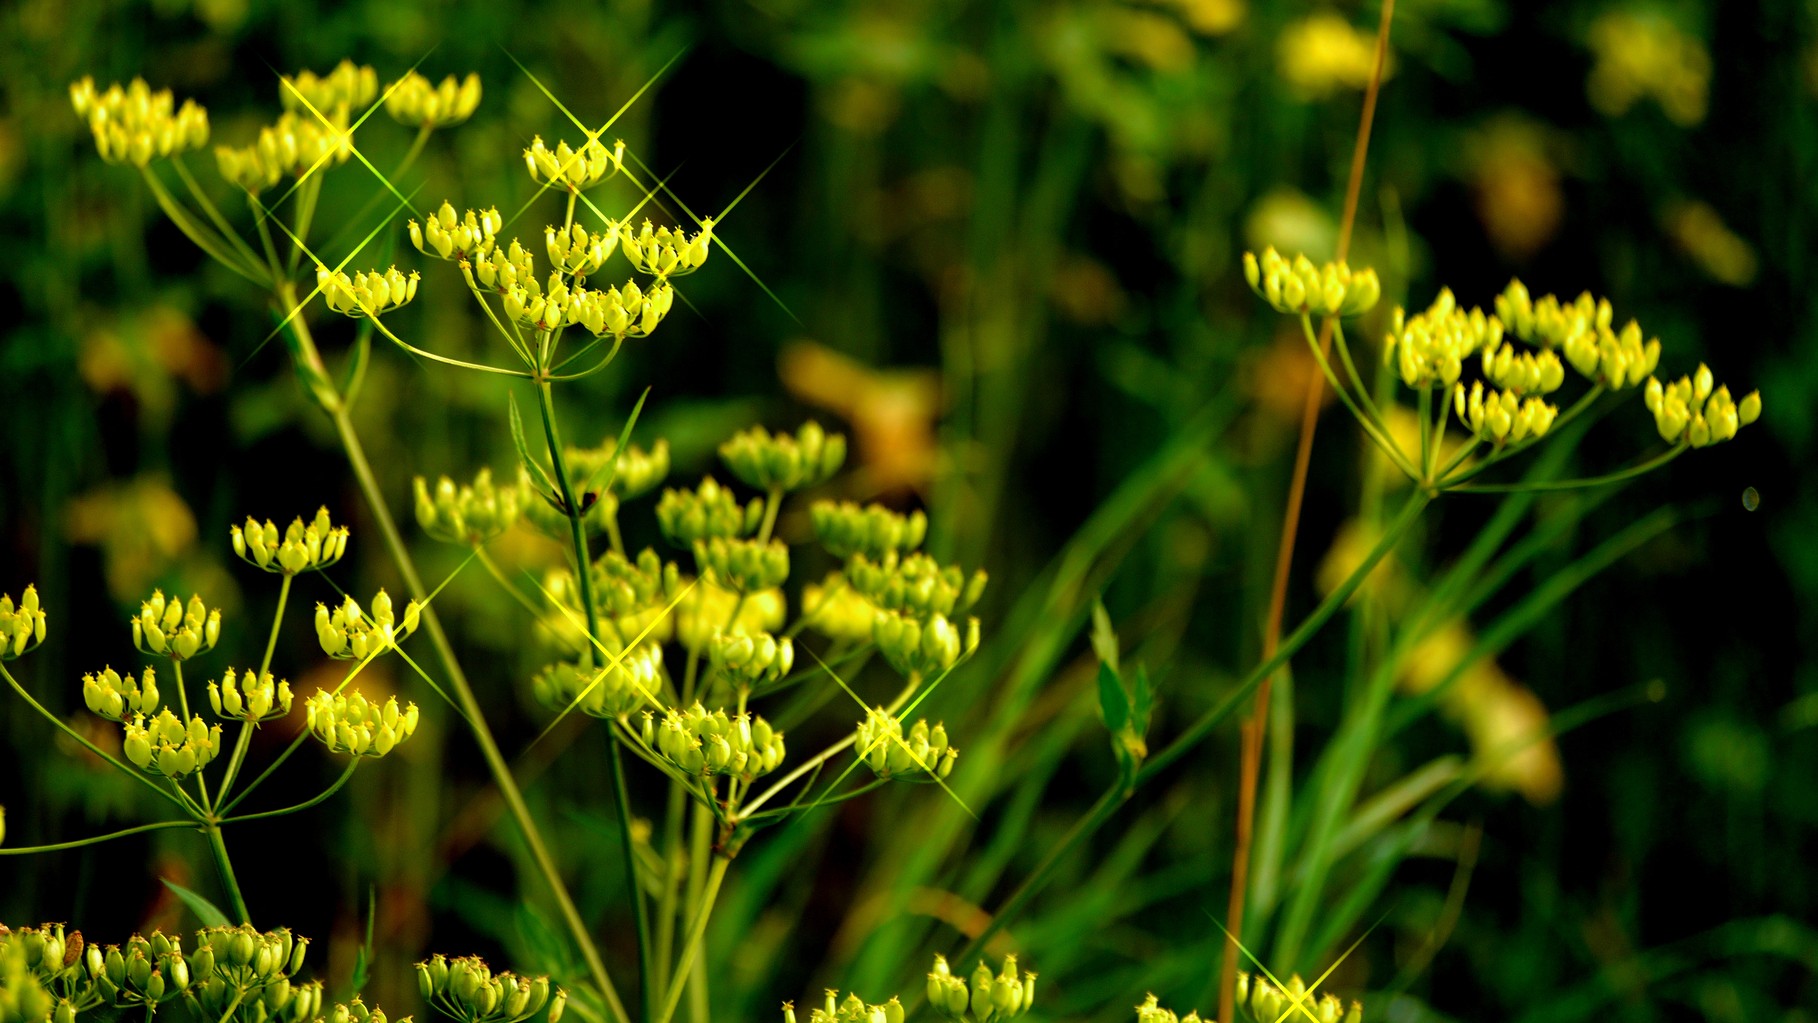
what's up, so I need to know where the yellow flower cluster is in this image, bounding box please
[1276,12,1391,99]
[70,77,209,167]
[1480,341,1566,395]
[1644,364,1761,447]
[305,688,420,758]
[1453,380,1560,445]
[1383,288,1502,389]
[385,71,482,129]
[620,219,714,279]
[500,271,674,338]
[410,202,502,261]
[546,223,618,276]
[414,467,521,545]
[231,506,350,575]
[314,590,420,660]
[0,587,45,661]
[214,110,354,194]
[317,265,420,318]
[207,668,294,724]
[281,60,378,114]
[524,135,622,192]
[651,702,785,781]
[856,710,956,780]
[1243,248,1381,318]
[82,665,160,722]
[123,708,224,778]
[464,239,538,293]
[132,590,221,661]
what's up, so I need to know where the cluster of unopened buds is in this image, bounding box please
[232,507,349,575]
[131,591,221,661]
[411,203,502,261]
[500,272,674,340]
[657,477,763,547]
[318,265,420,318]
[1453,381,1559,444]
[207,668,294,724]
[1235,973,1360,1023]
[69,77,209,166]
[523,135,622,192]
[315,591,419,660]
[786,990,905,1023]
[214,110,351,193]
[545,223,616,276]
[874,611,979,679]
[719,422,847,493]
[926,955,1035,1023]
[0,586,46,661]
[619,219,713,278]
[811,502,927,559]
[650,702,785,782]
[384,71,483,129]
[416,955,561,1023]
[856,710,956,780]
[282,59,377,114]
[694,537,790,593]
[123,709,223,779]
[464,240,537,293]
[708,630,794,686]
[1645,364,1759,447]
[1384,289,1504,390]
[415,468,522,545]
[1243,248,1381,318]
[81,666,159,722]
[305,688,420,758]
[532,632,663,720]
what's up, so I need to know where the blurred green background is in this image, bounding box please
[2,0,1815,1020]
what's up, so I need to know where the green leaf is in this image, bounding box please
[162,878,231,928]
[350,887,376,995]
[509,392,559,499]
[1089,599,1120,675]
[1096,662,1130,735]
[581,386,653,499]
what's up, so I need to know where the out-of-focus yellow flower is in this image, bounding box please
[779,340,940,497]
[1466,117,1564,260]
[1158,0,1245,36]
[1319,522,1562,805]
[1277,11,1392,100]
[1104,8,1197,74]
[1245,187,1337,264]
[1663,200,1757,287]
[1586,11,1710,126]
[65,477,198,600]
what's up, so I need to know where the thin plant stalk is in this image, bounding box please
[1219,3,1396,1019]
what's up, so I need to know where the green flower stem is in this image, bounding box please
[217,573,289,803]
[656,854,729,1023]
[287,175,321,276]
[212,989,247,1023]
[1448,442,1688,494]
[474,546,547,619]
[465,280,538,369]
[0,818,197,855]
[303,331,630,1023]
[248,194,286,284]
[170,155,266,273]
[653,770,689,986]
[549,334,622,376]
[220,761,359,825]
[368,315,533,378]
[1298,315,1418,479]
[738,677,918,818]
[170,662,215,812]
[756,488,783,545]
[535,379,653,1023]
[0,663,188,811]
[1141,488,1431,782]
[1437,384,1604,490]
[1418,385,1433,479]
[203,822,252,924]
[139,167,268,287]
[1329,319,1395,442]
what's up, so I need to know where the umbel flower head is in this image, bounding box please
[465,239,537,293]
[1133,994,1203,1023]
[524,135,622,192]
[812,501,928,560]
[415,468,522,545]
[619,218,713,279]
[1243,248,1381,318]
[652,702,785,781]
[1453,381,1559,445]
[132,590,221,661]
[657,477,763,548]
[315,590,420,660]
[845,551,987,619]
[874,610,980,679]
[305,688,420,758]
[719,421,847,493]
[69,77,209,167]
[788,990,905,1023]
[926,954,1035,1023]
[411,202,503,261]
[1645,364,1760,447]
[82,665,161,722]
[123,709,224,779]
[532,626,664,720]
[417,954,561,1023]
[214,109,354,194]
[318,265,420,318]
[570,278,676,339]
[1493,279,1660,389]
[856,710,956,780]
[708,629,794,686]
[546,222,618,277]
[1236,972,1360,1023]
[232,506,350,574]
[207,668,294,724]
[385,70,483,129]
[1383,288,1503,389]
[801,573,879,643]
[281,60,379,114]
[693,536,790,593]
[0,586,46,661]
